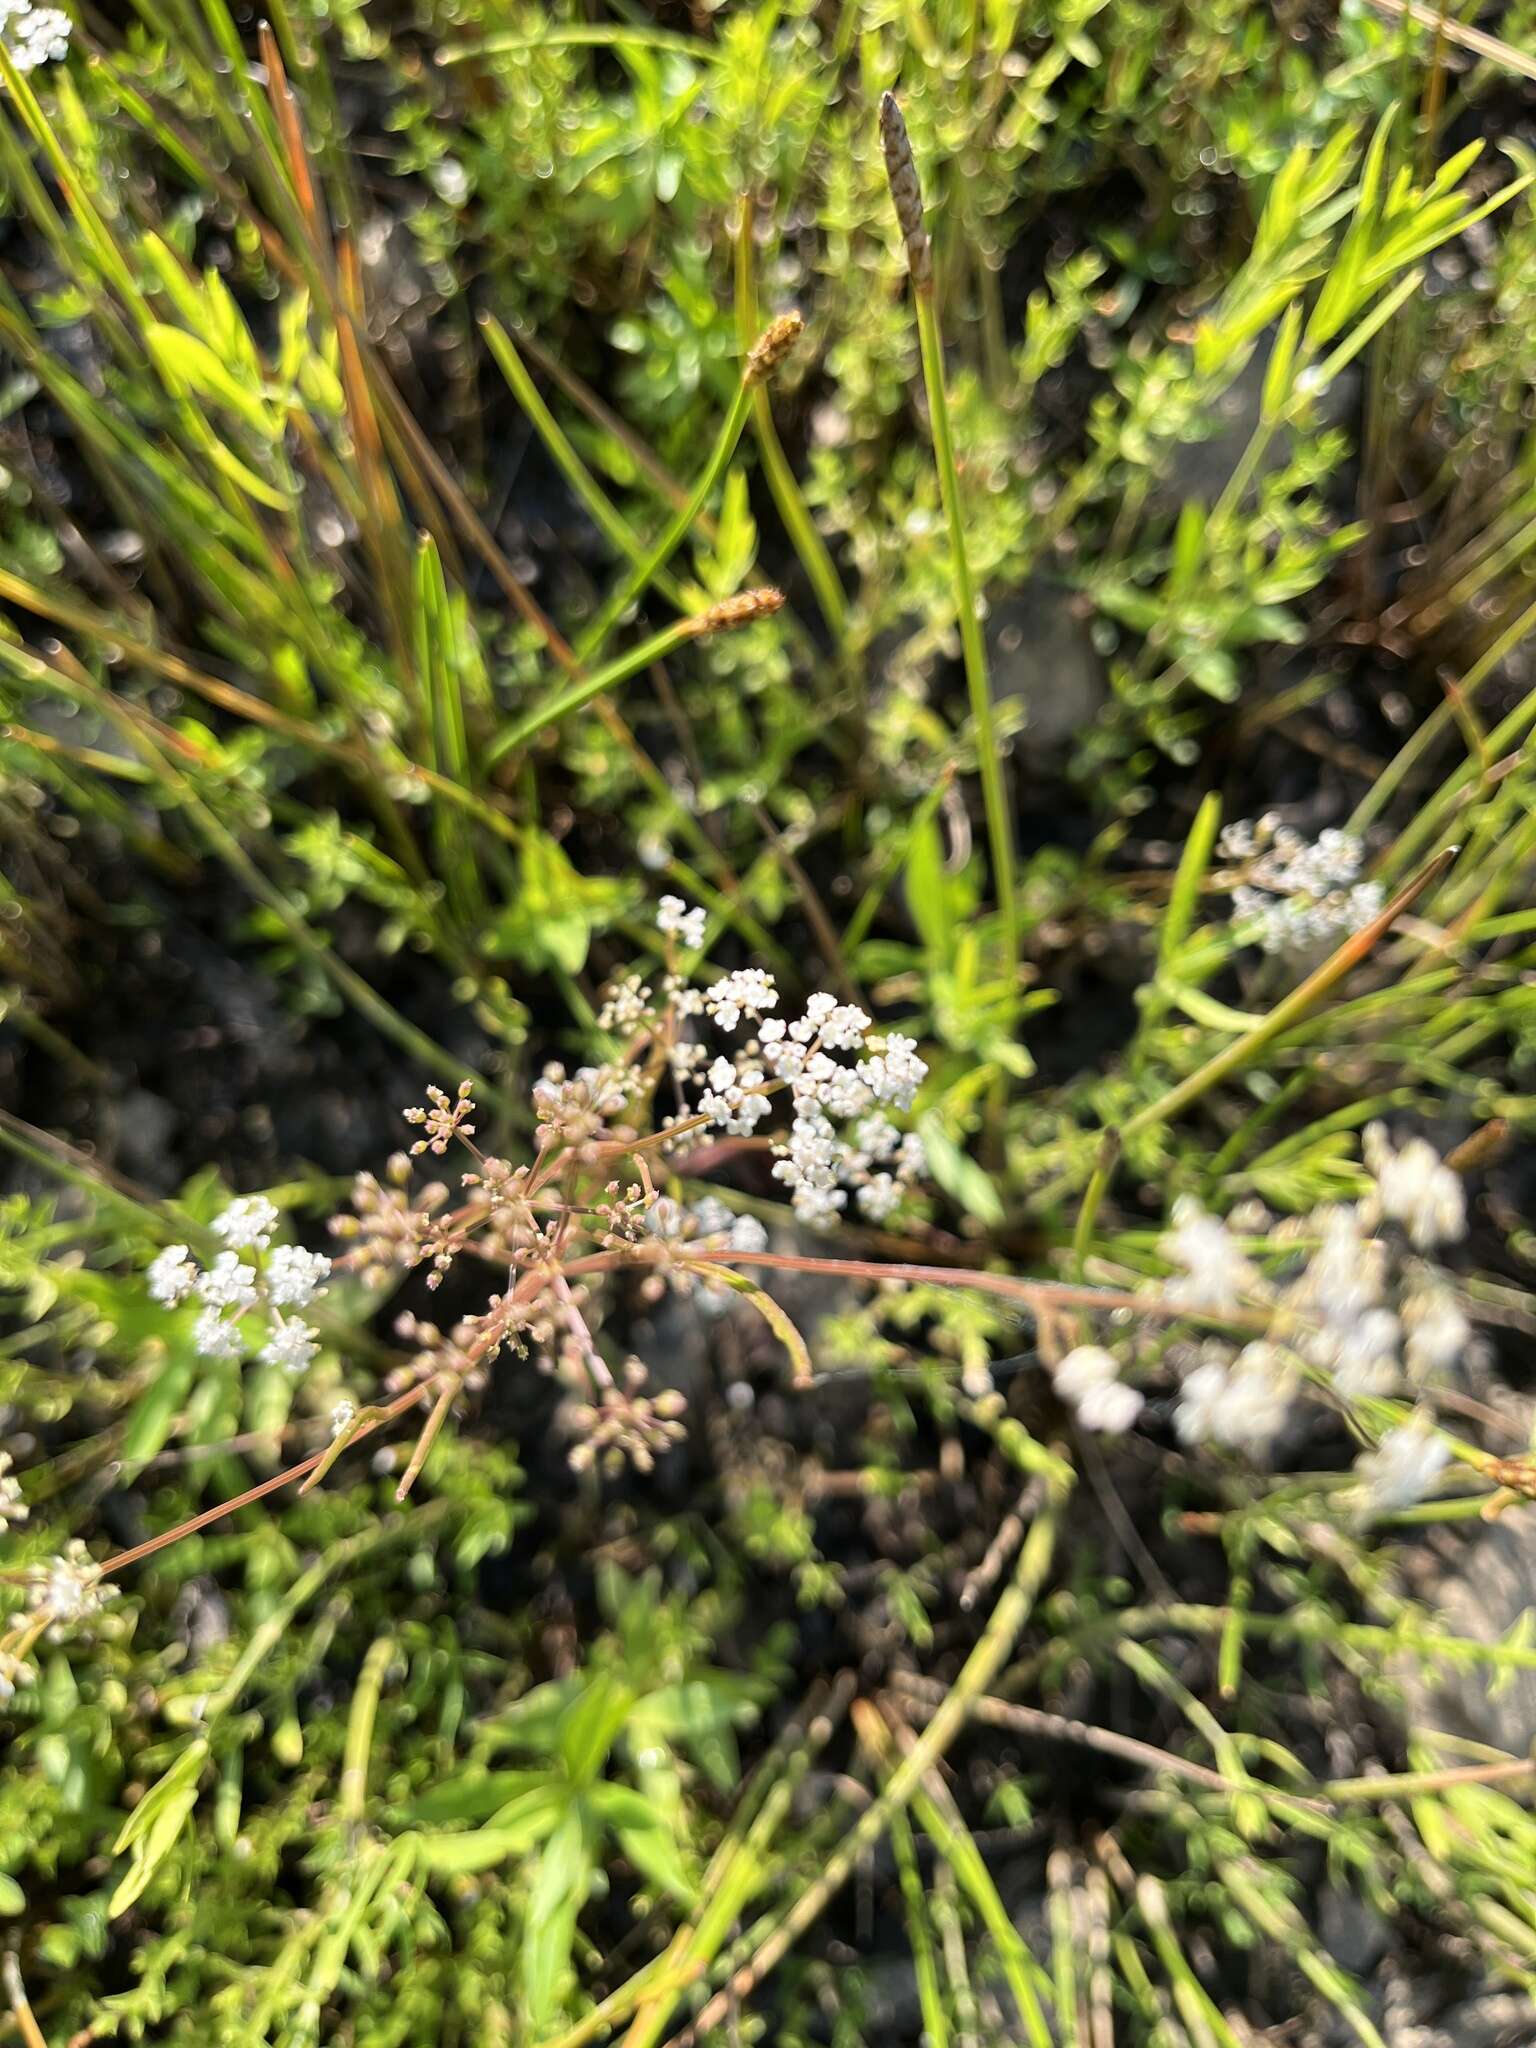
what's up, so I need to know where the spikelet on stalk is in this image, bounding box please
[682,588,786,637]
[879,92,932,289]
[744,311,805,386]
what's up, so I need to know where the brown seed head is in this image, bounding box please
[879,92,931,288]
[684,587,786,637]
[744,309,805,386]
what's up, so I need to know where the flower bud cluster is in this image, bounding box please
[147,1199,331,1378]
[1220,815,1383,956]
[1144,1127,1472,1500]
[1050,1128,1472,1507]
[650,905,930,1226]
[11,1539,118,1649]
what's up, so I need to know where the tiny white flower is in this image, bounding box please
[260,1317,320,1375]
[1054,1345,1118,1401]
[1227,822,1378,956]
[855,1032,926,1110]
[1161,1198,1257,1315]
[1075,1378,1145,1434]
[645,1196,685,1239]
[855,1172,902,1222]
[698,1058,772,1136]
[1176,1344,1291,1456]
[1328,1307,1402,1400]
[688,1196,733,1239]
[794,1052,872,1119]
[772,1110,840,1195]
[330,1399,357,1438]
[1364,1125,1466,1250]
[852,1113,902,1164]
[1054,1347,1144,1435]
[1174,1360,1231,1446]
[788,1182,846,1226]
[147,1243,198,1307]
[598,973,653,1033]
[265,1245,332,1307]
[729,1213,768,1253]
[196,1251,258,1312]
[27,1540,117,1636]
[213,1196,280,1250]
[817,1003,872,1051]
[704,968,779,1032]
[193,1307,246,1360]
[5,3,71,71]
[657,895,707,950]
[0,1451,27,1526]
[1402,1281,1470,1380]
[1293,1204,1384,1332]
[1355,1418,1450,1511]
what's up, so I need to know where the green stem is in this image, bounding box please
[841,764,956,953]
[340,1636,396,1823]
[1072,1131,1121,1278]
[913,284,1018,968]
[576,384,753,664]
[486,614,698,765]
[900,1764,1054,2045]
[889,1811,950,2048]
[734,206,849,645]
[480,314,687,615]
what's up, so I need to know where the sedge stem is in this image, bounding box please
[913,283,1019,971]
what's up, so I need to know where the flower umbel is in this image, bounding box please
[1355,1417,1451,1512]
[0,2,71,72]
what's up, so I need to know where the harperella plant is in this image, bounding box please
[7,3,1536,2042]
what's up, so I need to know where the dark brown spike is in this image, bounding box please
[879,92,932,288]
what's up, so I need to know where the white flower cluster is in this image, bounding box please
[764,1003,928,1225]
[213,1194,279,1249]
[1150,1128,1471,1499]
[1055,1346,1144,1434]
[1355,1415,1450,1512]
[598,973,653,1034]
[14,1539,118,1643]
[657,895,707,951]
[647,1194,773,1313]
[646,1192,769,1261]
[0,1,70,72]
[1363,1123,1467,1249]
[0,1648,35,1705]
[1162,1196,1259,1314]
[704,967,779,1033]
[690,1195,769,1253]
[1175,1342,1295,1456]
[642,906,930,1228]
[0,1451,27,1526]
[146,1200,331,1378]
[1221,815,1383,957]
